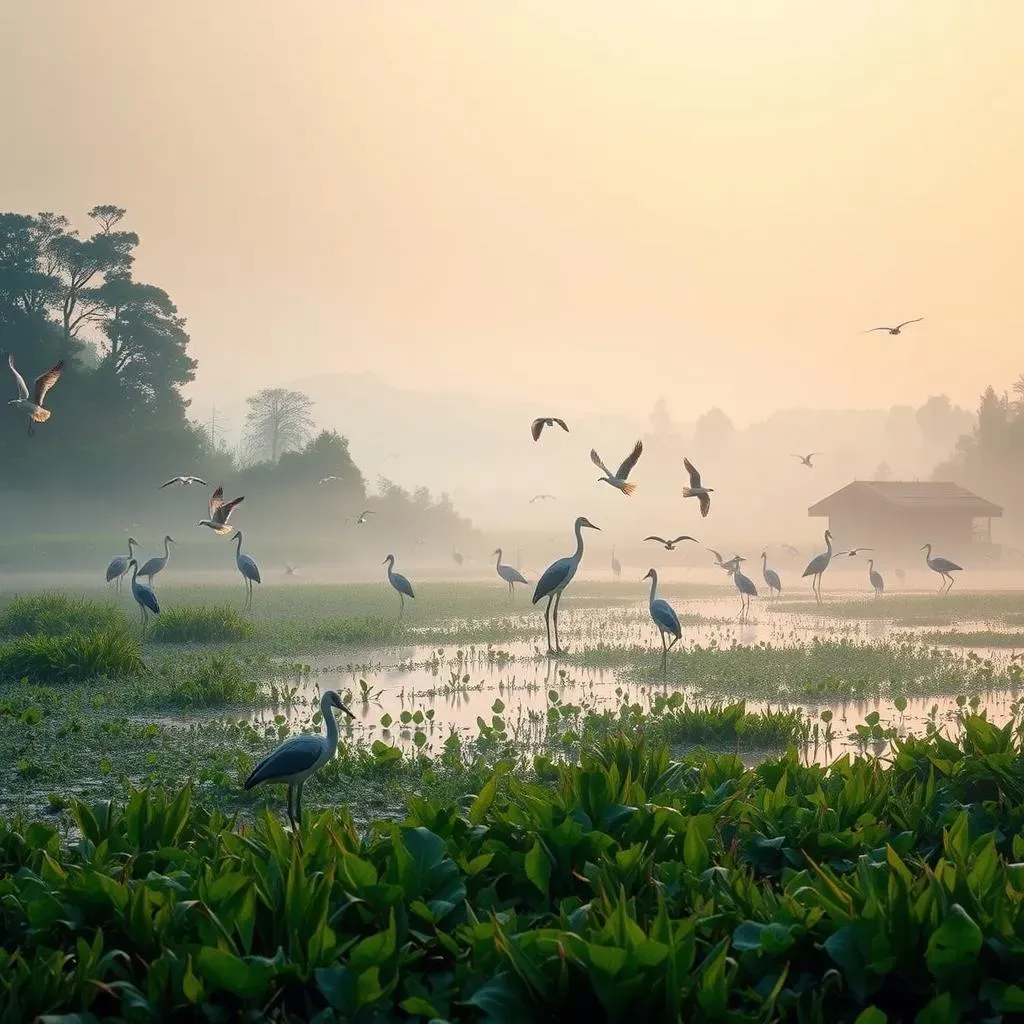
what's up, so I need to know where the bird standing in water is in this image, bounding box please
[642,568,682,667]
[532,516,600,654]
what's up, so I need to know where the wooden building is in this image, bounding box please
[808,481,1002,556]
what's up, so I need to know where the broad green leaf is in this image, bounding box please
[524,839,551,896]
[853,1010,887,1024]
[400,996,443,1017]
[469,774,499,825]
[349,910,397,969]
[194,947,275,999]
[915,992,953,1024]
[464,973,530,1023]
[182,955,204,1003]
[926,904,982,975]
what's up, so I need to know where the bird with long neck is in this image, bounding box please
[532,516,600,654]
[642,568,682,667]
[760,552,782,597]
[801,529,833,605]
[106,537,138,594]
[493,548,528,598]
[921,543,962,593]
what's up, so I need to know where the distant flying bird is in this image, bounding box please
[591,440,643,496]
[243,689,354,831]
[682,458,713,517]
[284,563,298,576]
[531,417,569,441]
[867,559,884,597]
[127,559,160,627]
[708,548,745,573]
[792,453,819,468]
[348,510,374,524]
[761,552,782,597]
[318,475,343,485]
[802,529,834,604]
[530,494,556,503]
[644,535,697,551]
[137,535,175,585]
[834,547,873,558]
[493,548,528,598]
[105,537,138,593]
[7,353,63,435]
[643,568,682,666]
[532,516,600,654]
[864,318,923,336]
[161,475,207,488]
[199,486,245,535]
[233,531,261,611]
[782,544,801,557]
[383,554,415,613]
[921,543,963,593]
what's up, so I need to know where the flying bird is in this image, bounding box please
[243,689,354,831]
[781,544,801,557]
[834,547,873,558]
[864,318,923,336]
[7,353,63,435]
[532,516,600,654]
[531,417,569,441]
[318,475,343,485]
[791,453,819,468]
[921,543,963,593]
[642,568,682,667]
[348,510,374,525]
[591,440,643,496]
[198,486,245,535]
[284,563,299,576]
[708,548,745,573]
[529,494,556,503]
[682,458,713,517]
[160,476,207,488]
[644,535,697,551]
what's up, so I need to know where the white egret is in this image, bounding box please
[802,529,834,604]
[137,535,175,585]
[532,516,600,654]
[105,537,138,593]
[232,531,261,610]
[243,689,355,830]
[199,486,245,535]
[682,458,713,517]
[493,548,528,597]
[383,555,415,613]
[590,440,643,496]
[531,417,569,441]
[642,568,682,667]
[921,543,962,592]
[7,354,63,435]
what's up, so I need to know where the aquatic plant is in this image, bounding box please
[148,604,255,643]
[0,630,145,683]
[0,592,127,637]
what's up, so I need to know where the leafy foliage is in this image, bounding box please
[0,593,128,637]
[0,630,145,683]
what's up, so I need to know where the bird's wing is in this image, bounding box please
[209,486,224,518]
[863,326,890,333]
[160,478,182,488]
[190,477,207,485]
[698,492,710,517]
[33,360,63,406]
[7,355,29,400]
[644,536,667,544]
[683,457,701,488]
[216,495,245,523]
[707,548,723,562]
[670,536,697,545]
[531,418,544,441]
[590,448,612,476]
[616,440,643,480]
[896,318,923,329]
[554,418,569,432]
[245,734,323,788]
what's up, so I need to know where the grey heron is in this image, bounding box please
[7,353,63,435]
[161,475,207,488]
[682,458,713,517]
[802,529,834,604]
[864,318,923,336]
[137,535,174,585]
[531,417,569,441]
[644,535,697,551]
[643,568,682,667]
[243,689,355,830]
[591,440,643,496]
[452,547,464,567]
[730,564,758,619]
[611,546,621,582]
[199,486,245,535]
[532,516,600,654]
[233,531,261,610]
[127,559,160,626]
[105,537,138,593]
[493,548,528,597]
[792,453,819,468]
[383,554,415,613]
[761,552,782,597]
[921,543,962,592]
[868,559,884,597]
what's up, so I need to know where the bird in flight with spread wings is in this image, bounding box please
[7,353,64,435]
[792,452,819,468]
[590,440,643,496]
[198,486,245,535]
[863,318,923,336]
[531,416,569,441]
[161,475,207,488]
[682,458,713,517]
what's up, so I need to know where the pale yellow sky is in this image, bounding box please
[1,2,1021,425]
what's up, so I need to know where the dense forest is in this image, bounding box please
[0,206,478,563]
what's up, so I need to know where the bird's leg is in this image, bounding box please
[295,782,303,829]
[286,784,294,828]
[553,591,565,653]
[400,592,405,616]
[543,594,554,654]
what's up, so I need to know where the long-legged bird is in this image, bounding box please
[383,554,415,613]
[127,559,160,627]
[761,552,782,597]
[921,543,962,593]
[137,535,174,585]
[643,568,682,667]
[493,548,528,598]
[868,559,885,597]
[730,564,758,620]
[532,516,599,654]
[106,537,138,594]
[233,531,261,610]
[802,529,834,604]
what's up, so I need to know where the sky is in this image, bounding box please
[1,2,1022,430]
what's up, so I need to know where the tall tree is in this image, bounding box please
[243,387,315,462]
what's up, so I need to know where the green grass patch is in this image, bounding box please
[147,653,263,708]
[921,630,1024,648]
[148,604,255,643]
[0,592,127,637]
[0,630,145,683]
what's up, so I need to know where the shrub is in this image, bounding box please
[0,631,146,684]
[148,605,254,643]
[0,593,127,637]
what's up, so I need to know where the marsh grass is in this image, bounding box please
[148,604,254,643]
[774,591,1024,622]
[0,592,127,637]
[0,630,146,683]
[148,652,263,707]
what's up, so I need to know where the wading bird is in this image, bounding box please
[532,516,600,654]
[864,318,923,336]
[791,453,819,468]
[243,689,354,831]
[644,534,697,551]
[127,559,160,626]
[452,547,464,567]
[802,529,834,604]
[233,531,261,610]
[761,552,782,597]
[161,475,207,488]
[199,486,245,535]
[591,440,643,495]
[7,354,63,435]
[895,567,906,585]
[868,559,885,597]
[682,458,713,517]
[730,563,758,620]
[383,554,415,613]
[529,494,556,503]
[105,537,138,593]
[921,543,962,592]
[531,416,569,441]
[611,546,621,582]
[137,535,174,585]
[642,568,682,667]
[493,548,528,597]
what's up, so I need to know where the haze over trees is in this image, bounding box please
[243,387,316,463]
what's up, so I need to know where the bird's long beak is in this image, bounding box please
[339,703,355,719]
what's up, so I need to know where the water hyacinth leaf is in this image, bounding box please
[349,910,397,969]
[399,996,443,1017]
[468,774,499,825]
[316,965,357,1012]
[926,904,983,975]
